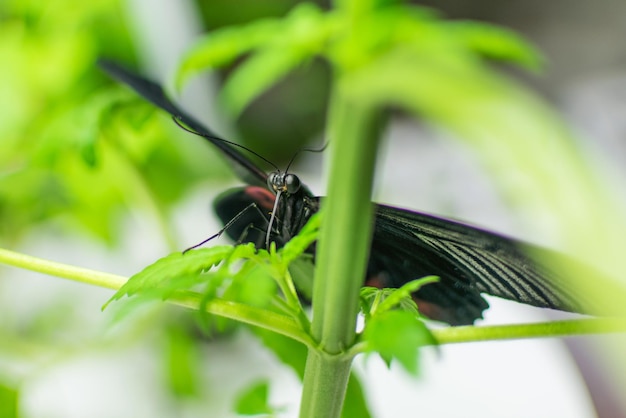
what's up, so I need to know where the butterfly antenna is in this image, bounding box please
[265,189,283,249]
[284,141,328,173]
[172,116,280,172]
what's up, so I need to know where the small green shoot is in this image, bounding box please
[360,277,439,375]
[104,213,321,337]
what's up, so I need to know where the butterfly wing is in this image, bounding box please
[99,60,603,326]
[98,59,268,187]
[369,204,585,325]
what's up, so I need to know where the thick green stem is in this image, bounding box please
[301,351,353,417]
[300,91,384,417]
[312,94,383,353]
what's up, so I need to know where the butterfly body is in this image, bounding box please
[99,59,590,325]
[215,184,318,249]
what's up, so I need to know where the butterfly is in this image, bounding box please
[99,59,588,325]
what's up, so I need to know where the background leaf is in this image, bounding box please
[234,380,274,416]
[363,310,434,375]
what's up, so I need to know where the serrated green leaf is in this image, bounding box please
[359,276,437,321]
[224,263,277,308]
[281,211,321,264]
[103,246,237,308]
[376,276,438,314]
[359,287,385,319]
[363,310,434,375]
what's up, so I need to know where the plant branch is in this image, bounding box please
[346,317,626,356]
[431,317,626,345]
[3,247,624,351]
[0,247,127,290]
[0,247,314,346]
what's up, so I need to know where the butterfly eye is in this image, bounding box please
[284,174,301,194]
[267,172,280,192]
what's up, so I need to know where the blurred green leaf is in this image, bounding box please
[221,46,309,116]
[234,380,275,416]
[449,21,543,71]
[177,20,284,89]
[0,0,232,247]
[178,3,540,118]
[0,382,18,418]
[363,310,434,375]
[166,326,200,398]
[220,4,328,115]
[342,373,372,418]
[0,0,141,244]
[253,328,308,378]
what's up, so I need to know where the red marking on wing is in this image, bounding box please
[245,186,275,211]
[365,275,385,289]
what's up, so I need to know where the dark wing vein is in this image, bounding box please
[371,204,585,324]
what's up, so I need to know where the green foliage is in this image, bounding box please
[0,382,18,418]
[234,380,277,416]
[4,1,625,417]
[104,244,278,322]
[0,0,130,243]
[0,0,229,247]
[360,276,439,321]
[165,325,200,398]
[359,278,438,374]
[363,310,432,375]
[449,21,543,71]
[105,213,320,327]
[176,2,542,117]
[343,373,373,418]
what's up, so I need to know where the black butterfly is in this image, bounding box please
[99,59,588,325]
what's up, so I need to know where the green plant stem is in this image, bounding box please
[310,96,382,353]
[431,318,626,345]
[301,351,353,417]
[172,292,314,346]
[2,247,623,350]
[345,318,626,356]
[0,247,314,346]
[0,247,127,290]
[300,92,384,417]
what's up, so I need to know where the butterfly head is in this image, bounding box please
[267,171,301,195]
